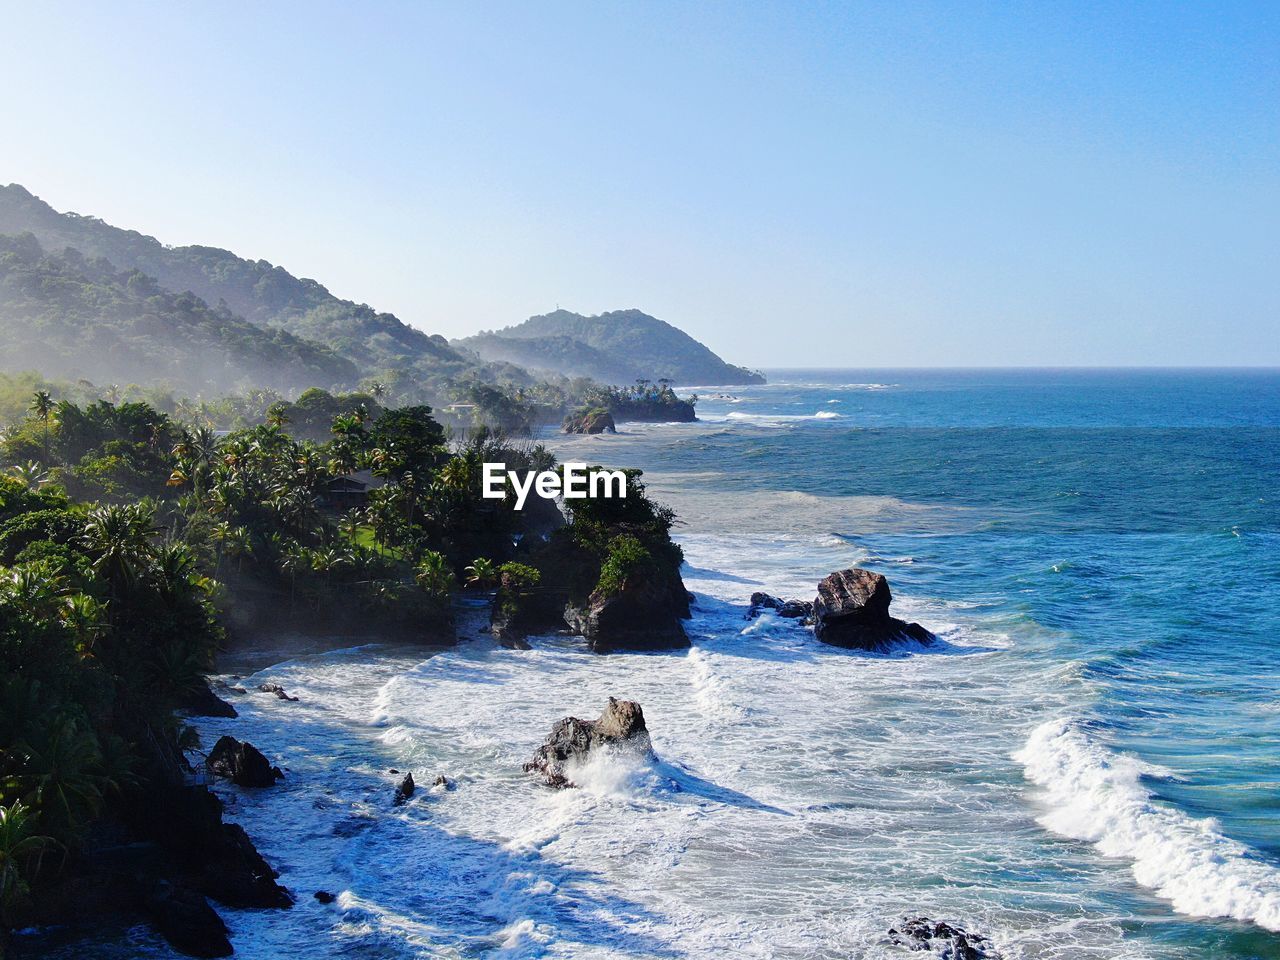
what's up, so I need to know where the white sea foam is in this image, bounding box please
[1016,718,1280,931]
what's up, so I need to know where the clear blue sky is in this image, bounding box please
[2,2,1276,366]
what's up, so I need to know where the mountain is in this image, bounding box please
[454,309,765,386]
[0,184,524,388]
[0,233,358,393]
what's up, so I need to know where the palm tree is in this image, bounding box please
[464,557,498,590]
[415,550,454,602]
[6,461,49,491]
[18,717,109,840]
[82,503,157,599]
[29,391,54,463]
[0,801,54,922]
[61,594,108,656]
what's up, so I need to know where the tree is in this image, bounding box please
[81,502,158,599]
[414,550,454,602]
[464,557,498,590]
[29,391,54,463]
[0,801,54,923]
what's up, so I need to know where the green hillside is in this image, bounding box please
[0,233,357,393]
[0,184,521,386]
[456,308,765,385]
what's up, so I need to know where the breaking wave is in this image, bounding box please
[1016,718,1280,931]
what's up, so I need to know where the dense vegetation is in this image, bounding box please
[456,308,765,386]
[0,386,688,948]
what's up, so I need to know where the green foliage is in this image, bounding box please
[0,800,54,922]
[497,561,540,592]
[464,557,498,590]
[414,550,454,603]
[595,535,654,597]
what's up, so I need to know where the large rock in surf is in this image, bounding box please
[812,568,933,650]
[563,407,616,434]
[566,576,691,653]
[888,917,1001,959]
[207,736,282,788]
[524,697,652,788]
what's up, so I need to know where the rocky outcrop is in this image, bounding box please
[393,772,415,805]
[178,678,238,718]
[563,407,617,434]
[258,682,299,701]
[888,918,1000,958]
[145,882,232,958]
[566,577,691,654]
[812,568,933,650]
[747,592,813,620]
[145,784,293,910]
[524,698,652,788]
[207,736,282,788]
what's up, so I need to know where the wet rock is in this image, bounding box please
[432,775,455,790]
[565,575,691,653]
[813,568,934,650]
[208,736,282,788]
[314,890,336,904]
[178,678,238,718]
[524,697,652,788]
[144,881,232,958]
[258,682,299,701]
[888,917,1000,959]
[747,592,813,620]
[393,772,415,805]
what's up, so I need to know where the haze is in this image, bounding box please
[2,2,1276,367]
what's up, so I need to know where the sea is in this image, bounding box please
[48,369,1280,959]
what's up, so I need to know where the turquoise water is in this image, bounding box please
[643,368,1280,956]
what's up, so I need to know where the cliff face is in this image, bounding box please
[455,308,765,386]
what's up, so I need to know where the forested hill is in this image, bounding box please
[0,232,357,393]
[455,308,765,385]
[0,184,517,384]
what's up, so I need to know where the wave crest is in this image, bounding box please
[1015,718,1280,931]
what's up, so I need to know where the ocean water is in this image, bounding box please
[58,370,1280,959]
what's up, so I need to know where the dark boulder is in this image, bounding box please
[563,408,617,434]
[208,736,282,788]
[178,678,238,718]
[491,585,563,649]
[433,775,455,790]
[888,917,1000,959]
[200,818,294,909]
[812,568,933,650]
[566,577,691,653]
[393,772,415,805]
[144,882,232,958]
[747,592,813,620]
[314,890,336,904]
[258,682,299,701]
[524,697,652,788]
